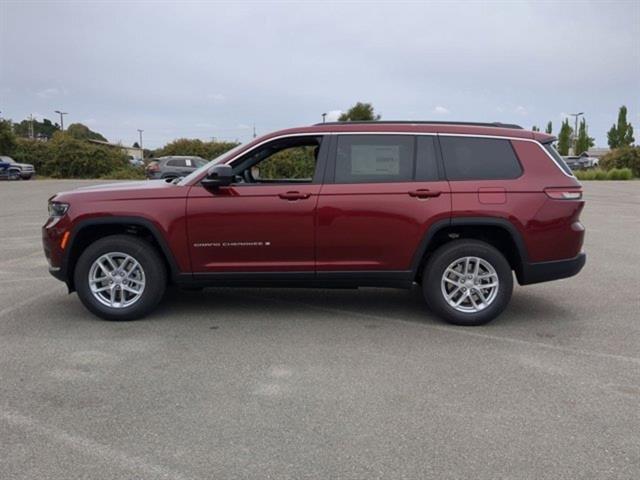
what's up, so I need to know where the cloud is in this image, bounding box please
[324,110,342,122]
[36,88,60,98]
[206,93,226,103]
[195,122,215,128]
[514,105,528,116]
[433,106,450,115]
[236,123,251,130]
[84,118,97,125]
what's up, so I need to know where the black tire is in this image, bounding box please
[74,235,167,321]
[422,239,513,326]
[20,174,32,180]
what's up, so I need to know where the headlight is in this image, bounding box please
[48,202,69,218]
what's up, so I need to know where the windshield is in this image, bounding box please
[543,142,574,176]
[177,143,248,186]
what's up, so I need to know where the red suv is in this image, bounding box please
[43,121,585,325]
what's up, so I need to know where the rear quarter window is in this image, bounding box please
[543,143,574,176]
[440,136,522,180]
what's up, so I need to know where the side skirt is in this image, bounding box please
[176,271,415,289]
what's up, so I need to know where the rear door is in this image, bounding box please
[316,134,451,275]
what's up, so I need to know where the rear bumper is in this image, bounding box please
[518,253,586,285]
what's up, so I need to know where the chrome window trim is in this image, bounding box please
[188,130,573,185]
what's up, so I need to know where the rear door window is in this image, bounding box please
[166,159,186,167]
[439,136,522,180]
[335,135,414,183]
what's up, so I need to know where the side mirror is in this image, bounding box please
[201,164,234,189]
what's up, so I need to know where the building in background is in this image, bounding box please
[88,139,143,161]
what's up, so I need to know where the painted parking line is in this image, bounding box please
[0,289,60,318]
[1,408,193,480]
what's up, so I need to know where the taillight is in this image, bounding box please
[544,188,583,200]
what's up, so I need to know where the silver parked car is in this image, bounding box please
[145,156,208,180]
[0,156,36,180]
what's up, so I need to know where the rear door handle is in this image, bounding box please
[278,191,311,201]
[408,189,441,199]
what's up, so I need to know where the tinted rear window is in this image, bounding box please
[335,135,414,183]
[440,137,522,180]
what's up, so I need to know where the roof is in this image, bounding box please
[255,121,554,144]
[316,120,524,129]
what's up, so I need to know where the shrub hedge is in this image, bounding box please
[599,146,640,177]
[154,138,239,160]
[13,132,130,178]
[574,168,633,180]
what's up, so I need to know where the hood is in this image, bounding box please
[75,179,169,192]
[53,179,186,204]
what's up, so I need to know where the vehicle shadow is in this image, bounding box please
[153,284,574,328]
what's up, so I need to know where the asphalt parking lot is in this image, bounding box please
[1,179,638,479]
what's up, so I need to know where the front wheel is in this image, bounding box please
[74,235,167,320]
[422,240,513,326]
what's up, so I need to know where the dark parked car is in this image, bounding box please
[145,156,208,180]
[0,155,35,180]
[43,121,585,326]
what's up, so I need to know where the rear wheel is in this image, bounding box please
[422,239,513,326]
[74,235,167,320]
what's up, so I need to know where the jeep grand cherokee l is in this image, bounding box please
[43,121,585,326]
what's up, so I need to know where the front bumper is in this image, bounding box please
[518,253,586,285]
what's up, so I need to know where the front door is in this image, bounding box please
[186,135,326,273]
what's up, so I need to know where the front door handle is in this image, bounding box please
[278,191,311,201]
[408,189,441,199]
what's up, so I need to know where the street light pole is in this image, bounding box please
[54,110,68,131]
[137,129,144,160]
[322,113,327,123]
[569,112,584,154]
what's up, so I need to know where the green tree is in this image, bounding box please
[0,119,17,154]
[545,121,553,134]
[154,138,239,159]
[66,123,108,142]
[532,125,540,132]
[12,117,60,139]
[607,105,635,149]
[133,141,140,148]
[338,102,380,121]
[557,119,573,155]
[575,118,595,155]
[259,146,316,180]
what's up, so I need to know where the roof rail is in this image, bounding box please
[313,120,524,130]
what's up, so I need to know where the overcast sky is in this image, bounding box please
[1,0,639,149]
